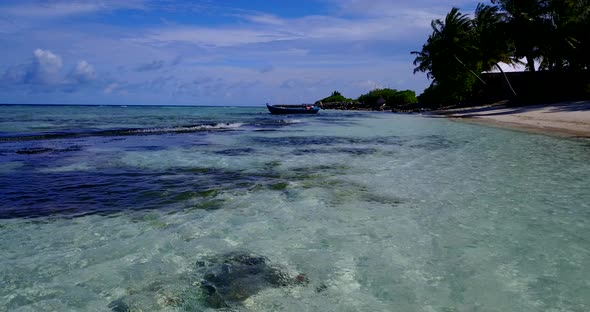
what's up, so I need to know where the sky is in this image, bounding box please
[0,0,482,106]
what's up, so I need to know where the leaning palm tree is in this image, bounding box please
[412,7,483,84]
[574,0,590,69]
[540,0,590,70]
[491,0,547,72]
[412,7,486,104]
[434,7,485,84]
[411,34,436,81]
[473,3,517,95]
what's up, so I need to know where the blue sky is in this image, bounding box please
[0,0,481,106]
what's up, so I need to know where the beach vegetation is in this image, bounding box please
[317,89,417,110]
[413,0,590,106]
[473,4,518,95]
[357,88,418,107]
[393,90,420,105]
[412,8,483,105]
[320,91,353,103]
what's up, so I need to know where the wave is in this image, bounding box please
[127,122,244,134]
[0,122,246,142]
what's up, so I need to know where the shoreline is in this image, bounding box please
[430,101,590,138]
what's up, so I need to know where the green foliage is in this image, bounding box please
[473,4,512,71]
[393,90,419,105]
[320,90,353,103]
[418,76,479,106]
[412,7,484,104]
[538,0,590,70]
[357,88,418,107]
[316,89,418,109]
[491,0,547,71]
[413,0,590,107]
[358,88,396,106]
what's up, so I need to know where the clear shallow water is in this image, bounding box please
[0,105,589,311]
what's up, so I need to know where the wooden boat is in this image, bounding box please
[266,104,320,115]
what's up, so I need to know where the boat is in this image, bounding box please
[266,103,320,115]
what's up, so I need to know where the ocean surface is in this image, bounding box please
[0,105,589,311]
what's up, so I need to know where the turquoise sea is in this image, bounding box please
[0,105,589,311]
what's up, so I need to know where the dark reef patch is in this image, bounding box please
[0,123,244,143]
[15,145,84,155]
[197,251,308,308]
[106,251,311,311]
[292,147,378,156]
[0,162,350,219]
[214,147,256,156]
[249,134,460,152]
[248,135,398,147]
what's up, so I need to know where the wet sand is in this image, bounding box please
[434,101,590,138]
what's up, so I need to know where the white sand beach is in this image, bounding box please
[436,101,590,137]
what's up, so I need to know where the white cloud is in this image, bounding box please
[354,80,384,91]
[3,3,101,17]
[242,13,286,26]
[1,49,101,90]
[329,0,479,17]
[2,65,27,83]
[104,82,124,94]
[142,27,302,47]
[142,1,484,49]
[1,0,146,18]
[69,60,96,82]
[33,49,63,69]
[30,48,63,84]
[141,12,434,48]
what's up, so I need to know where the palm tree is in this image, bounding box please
[411,34,436,81]
[491,0,547,72]
[435,8,484,83]
[412,7,495,104]
[538,0,572,70]
[575,0,590,69]
[412,8,484,85]
[472,3,517,95]
[542,0,590,70]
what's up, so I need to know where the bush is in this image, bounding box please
[321,91,353,103]
[357,88,418,108]
[392,90,418,105]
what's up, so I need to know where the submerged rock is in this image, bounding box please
[197,251,308,308]
[15,146,83,155]
[107,299,130,312]
[107,251,309,311]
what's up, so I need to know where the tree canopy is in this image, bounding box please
[412,0,590,105]
[316,89,417,110]
[357,88,418,107]
[320,91,353,103]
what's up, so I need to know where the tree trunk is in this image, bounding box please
[526,55,536,72]
[495,63,517,97]
[454,55,486,85]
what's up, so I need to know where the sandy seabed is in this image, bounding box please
[435,101,590,137]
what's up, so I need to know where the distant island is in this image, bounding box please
[316,90,419,112]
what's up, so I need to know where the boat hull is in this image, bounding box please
[266,104,320,115]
